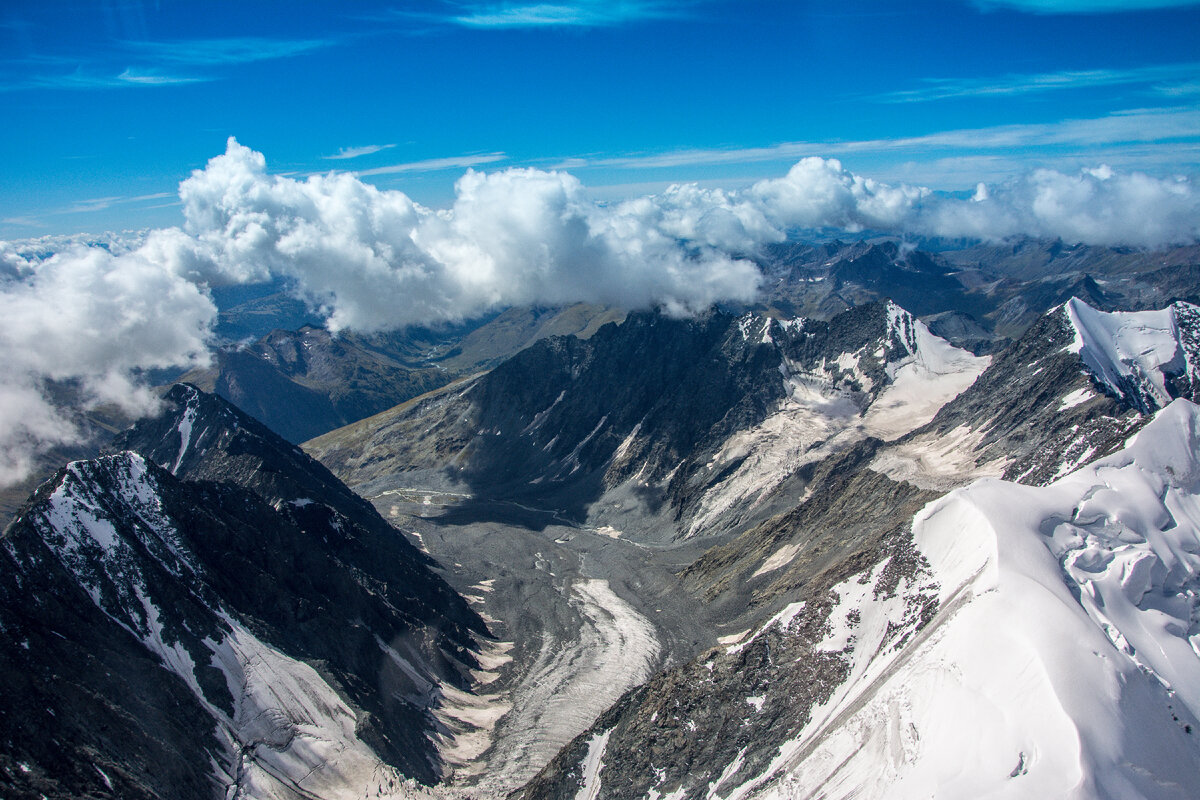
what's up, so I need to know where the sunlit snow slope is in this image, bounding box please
[738,399,1200,800]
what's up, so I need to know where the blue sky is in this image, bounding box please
[2,0,1198,237]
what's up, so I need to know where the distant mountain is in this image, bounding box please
[0,385,490,799]
[754,238,1200,349]
[181,304,623,444]
[178,325,452,443]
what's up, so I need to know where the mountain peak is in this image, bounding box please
[1061,296,1200,412]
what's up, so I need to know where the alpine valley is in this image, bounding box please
[5,237,1200,800]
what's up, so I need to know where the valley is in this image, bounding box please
[5,238,1200,800]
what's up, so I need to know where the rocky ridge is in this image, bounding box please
[0,385,493,799]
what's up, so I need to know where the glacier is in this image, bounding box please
[725,399,1200,800]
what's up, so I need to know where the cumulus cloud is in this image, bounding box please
[176,139,762,331]
[3,137,1200,487]
[0,238,215,485]
[923,165,1200,245]
[171,142,1200,329]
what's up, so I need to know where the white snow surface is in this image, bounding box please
[574,728,613,800]
[1064,297,1193,410]
[172,390,200,473]
[683,306,985,537]
[728,399,1200,800]
[862,304,990,441]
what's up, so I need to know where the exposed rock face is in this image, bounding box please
[184,304,625,445]
[0,386,490,799]
[307,302,988,542]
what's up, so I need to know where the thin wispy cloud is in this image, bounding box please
[116,68,206,86]
[63,192,174,215]
[426,1,690,29]
[1,216,44,228]
[1157,80,1200,96]
[0,36,336,92]
[352,152,508,176]
[324,144,396,160]
[878,62,1200,102]
[123,36,336,67]
[0,68,209,92]
[973,0,1200,13]
[560,107,1200,173]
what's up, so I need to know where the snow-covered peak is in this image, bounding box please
[862,303,990,440]
[758,399,1200,799]
[1063,297,1199,412]
[736,312,806,346]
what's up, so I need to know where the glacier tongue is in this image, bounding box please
[747,399,1200,800]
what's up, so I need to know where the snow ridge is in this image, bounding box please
[1064,297,1199,412]
[734,400,1200,800]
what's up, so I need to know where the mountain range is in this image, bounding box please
[4,237,1200,800]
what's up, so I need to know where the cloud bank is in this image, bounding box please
[174,139,762,331]
[0,238,215,485]
[1,137,1199,486]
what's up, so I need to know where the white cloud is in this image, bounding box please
[323,144,397,160]
[3,138,1199,488]
[0,238,215,485]
[178,138,761,331]
[924,166,1200,245]
[749,158,931,233]
[0,379,80,488]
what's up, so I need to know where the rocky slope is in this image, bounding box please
[517,398,1200,800]
[306,302,988,543]
[0,385,492,799]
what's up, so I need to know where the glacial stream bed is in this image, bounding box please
[372,492,725,796]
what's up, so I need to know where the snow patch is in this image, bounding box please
[574,728,613,800]
[870,424,1008,491]
[172,393,199,473]
[864,310,989,441]
[752,543,802,578]
[1058,387,1094,411]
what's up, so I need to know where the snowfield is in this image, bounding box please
[725,399,1200,800]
